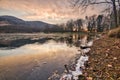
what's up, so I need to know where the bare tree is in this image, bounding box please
[76,19,83,31]
[118,0,120,25]
[71,0,119,27]
[66,19,74,31]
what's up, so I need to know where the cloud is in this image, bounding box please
[0,0,101,24]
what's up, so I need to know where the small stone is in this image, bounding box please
[107,49,110,51]
[48,77,51,80]
[43,62,47,64]
[105,53,108,57]
[107,64,112,67]
[113,57,117,60]
[32,68,34,71]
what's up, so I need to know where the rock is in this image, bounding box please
[107,64,112,67]
[43,62,47,64]
[86,77,93,80]
[113,57,117,60]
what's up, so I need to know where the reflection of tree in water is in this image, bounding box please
[66,36,73,47]
[0,33,97,51]
[80,35,88,46]
[55,34,94,47]
[49,34,96,80]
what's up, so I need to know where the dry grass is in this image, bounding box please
[85,36,120,80]
[108,27,120,38]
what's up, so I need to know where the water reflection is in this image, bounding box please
[49,34,95,80]
[0,33,96,80]
[52,33,93,48]
[0,33,94,49]
[0,37,52,49]
[0,40,79,80]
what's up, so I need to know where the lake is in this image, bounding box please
[0,33,95,80]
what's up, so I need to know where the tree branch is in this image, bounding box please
[89,1,112,4]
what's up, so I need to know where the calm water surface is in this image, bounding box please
[0,33,93,80]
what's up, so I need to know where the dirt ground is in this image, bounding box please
[84,36,120,80]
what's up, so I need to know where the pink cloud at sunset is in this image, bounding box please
[0,0,104,24]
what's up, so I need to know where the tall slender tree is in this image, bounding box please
[66,19,74,31]
[118,0,120,25]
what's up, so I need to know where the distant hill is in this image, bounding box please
[0,15,55,33]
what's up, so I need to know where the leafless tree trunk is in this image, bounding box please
[118,0,120,25]
[111,0,118,27]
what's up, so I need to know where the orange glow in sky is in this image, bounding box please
[0,0,103,24]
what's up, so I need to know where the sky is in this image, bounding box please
[0,0,104,24]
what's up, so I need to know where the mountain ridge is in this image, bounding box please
[0,15,55,33]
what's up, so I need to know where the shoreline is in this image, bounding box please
[84,36,120,80]
[48,37,95,80]
[55,35,120,80]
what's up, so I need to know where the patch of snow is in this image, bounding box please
[60,74,72,80]
[82,48,91,53]
[86,41,93,47]
[71,55,88,80]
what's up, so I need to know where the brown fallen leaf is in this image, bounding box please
[86,77,93,80]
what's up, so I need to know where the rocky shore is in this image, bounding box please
[84,36,120,80]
